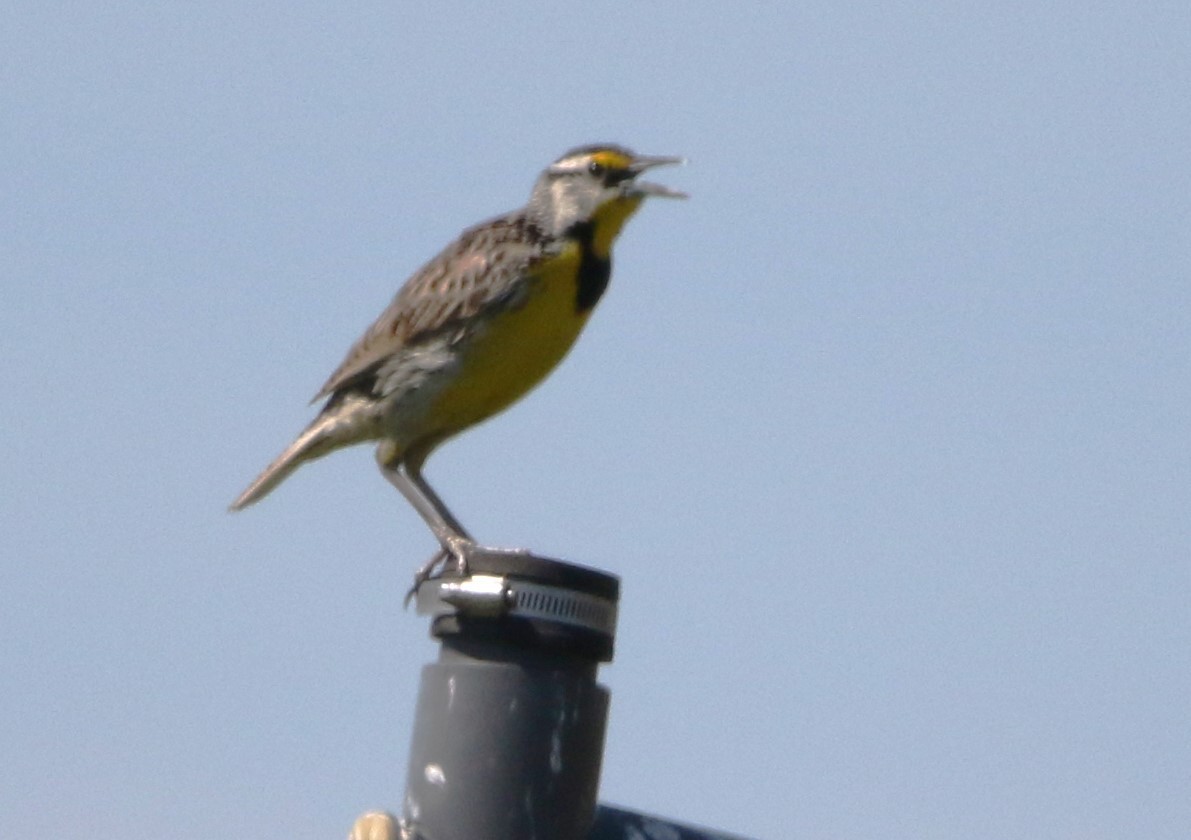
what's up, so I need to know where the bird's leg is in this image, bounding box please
[380,460,463,605]
[378,454,470,568]
[402,461,474,546]
[378,446,532,603]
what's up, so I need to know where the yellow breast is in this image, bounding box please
[424,240,591,436]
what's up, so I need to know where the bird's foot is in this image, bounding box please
[403,538,532,607]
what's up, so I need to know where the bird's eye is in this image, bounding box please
[587,161,606,177]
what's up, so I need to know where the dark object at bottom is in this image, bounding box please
[591,804,757,840]
[402,552,618,840]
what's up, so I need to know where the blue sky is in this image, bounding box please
[3,2,1189,838]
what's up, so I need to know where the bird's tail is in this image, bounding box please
[229,414,346,511]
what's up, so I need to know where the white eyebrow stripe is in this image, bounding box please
[548,156,590,175]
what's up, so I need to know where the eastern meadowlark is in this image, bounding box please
[230,144,685,579]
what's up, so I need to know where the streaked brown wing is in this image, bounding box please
[312,212,547,402]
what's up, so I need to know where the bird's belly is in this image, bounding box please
[425,245,592,434]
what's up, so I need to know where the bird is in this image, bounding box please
[230,144,685,584]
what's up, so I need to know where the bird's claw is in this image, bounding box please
[402,540,532,608]
[403,547,454,608]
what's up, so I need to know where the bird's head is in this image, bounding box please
[529,144,686,251]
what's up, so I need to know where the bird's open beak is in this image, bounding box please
[625,155,688,199]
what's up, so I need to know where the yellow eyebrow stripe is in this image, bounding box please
[589,150,634,170]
